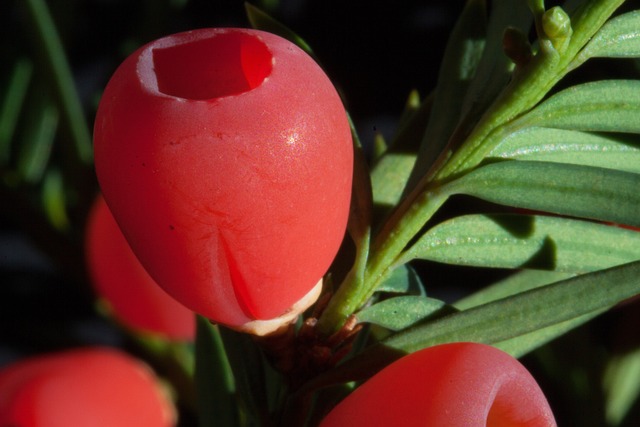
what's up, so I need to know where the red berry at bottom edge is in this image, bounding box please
[0,347,176,427]
[320,342,557,427]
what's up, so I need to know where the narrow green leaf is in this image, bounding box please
[515,80,640,133]
[17,97,58,184]
[446,160,640,227]
[435,0,626,180]
[41,168,69,230]
[454,269,574,310]
[371,153,416,208]
[403,214,640,273]
[458,268,593,360]
[312,261,640,387]
[376,264,425,295]
[393,89,422,140]
[561,0,626,59]
[370,92,427,215]
[372,132,388,162]
[195,316,238,427]
[0,58,33,164]
[356,296,445,331]
[218,327,271,426]
[341,115,373,306]
[346,115,372,245]
[581,10,640,59]
[244,2,315,58]
[23,0,93,164]
[494,310,603,357]
[404,0,487,194]
[490,127,640,173]
[459,0,532,118]
[604,347,640,426]
[387,91,432,153]
[384,260,640,355]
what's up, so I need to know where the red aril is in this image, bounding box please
[94,28,353,334]
[85,195,195,341]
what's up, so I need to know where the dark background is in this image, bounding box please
[2,1,640,426]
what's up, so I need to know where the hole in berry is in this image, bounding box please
[152,32,272,100]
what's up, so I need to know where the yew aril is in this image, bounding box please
[320,342,557,427]
[94,28,353,334]
[0,348,175,427]
[85,195,195,341]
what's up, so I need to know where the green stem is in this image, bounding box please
[316,0,625,336]
[434,0,625,182]
[318,187,448,335]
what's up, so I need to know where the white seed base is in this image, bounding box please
[232,279,323,336]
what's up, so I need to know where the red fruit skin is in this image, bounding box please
[94,28,353,328]
[0,348,175,427]
[320,342,557,427]
[85,195,195,341]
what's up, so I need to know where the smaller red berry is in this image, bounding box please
[0,348,176,427]
[85,195,195,341]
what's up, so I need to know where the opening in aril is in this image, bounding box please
[153,32,272,100]
[486,385,530,426]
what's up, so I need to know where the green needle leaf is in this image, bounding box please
[580,10,640,59]
[387,260,640,354]
[454,269,573,310]
[402,214,640,273]
[311,261,640,387]
[356,296,446,331]
[494,311,603,357]
[346,116,373,246]
[514,80,640,133]
[41,168,69,231]
[446,160,640,228]
[23,0,93,164]
[387,90,432,154]
[435,1,627,180]
[376,264,425,295]
[454,269,595,356]
[490,128,640,173]
[17,95,58,184]
[604,347,640,426]
[0,58,33,164]
[371,153,416,208]
[460,0,532,118]
[218,327,271,426]
[340,117,373,304]
[403,0,487,194]
[195,317,238,427]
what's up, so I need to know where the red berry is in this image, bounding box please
[320,342,557,427]
[94,28,353,334]
[85,195,195,341]
[0,348,175,427]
